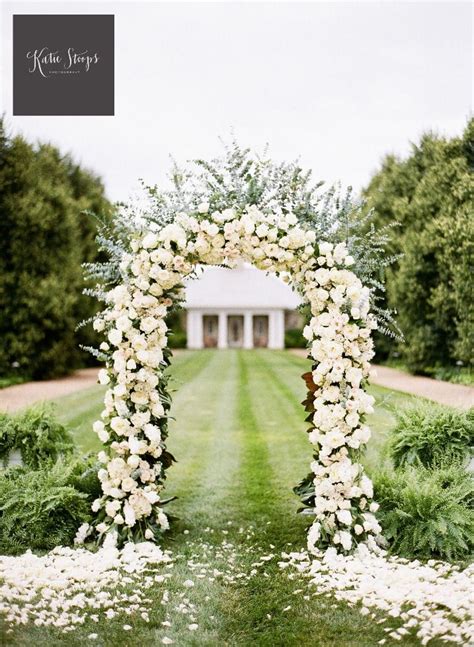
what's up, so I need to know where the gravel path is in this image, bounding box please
[0,368,99,413]
[290,350,474,410]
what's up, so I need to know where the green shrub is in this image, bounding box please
[373,463,474,561]
[168,330,187,349]
[285,328,306,348]
[0,456,99,554]
[0,405,74,469]
[390,404,474,469]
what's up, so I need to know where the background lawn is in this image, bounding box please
[8,350,429,647]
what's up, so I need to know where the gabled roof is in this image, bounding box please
[184,264,301,309]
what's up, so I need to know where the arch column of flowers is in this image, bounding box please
[81,203,382,553]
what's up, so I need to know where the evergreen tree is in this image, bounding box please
[363,119,473,374]
[0,120,111,379]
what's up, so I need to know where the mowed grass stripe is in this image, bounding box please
[166,350,241,527]
[249,350,311,507]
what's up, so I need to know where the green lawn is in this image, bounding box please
[6,350,426,647]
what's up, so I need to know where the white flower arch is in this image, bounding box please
[87,201,382,554]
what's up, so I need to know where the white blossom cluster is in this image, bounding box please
[90,203,378,551]
[0,537,172,632]
[280,547,474,645]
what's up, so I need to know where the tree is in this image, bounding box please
[0,120,111,379]
[363,119,473,374]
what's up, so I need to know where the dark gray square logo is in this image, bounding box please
[13,14,114,116]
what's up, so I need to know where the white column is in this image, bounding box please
[277,310,285,348]
[243,311,253,349]
[268,310,285,349]
[186,311,194,348]
[187,311,204,349]
[218,312,227,349]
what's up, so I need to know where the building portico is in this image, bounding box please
[184,264,300,350]
[187,309,285,349]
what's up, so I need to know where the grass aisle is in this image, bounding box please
[4,350,425,647]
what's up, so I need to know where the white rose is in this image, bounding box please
[339,530,352,551]
[360,475,374,498]
[105,500,121,517]
[114,383,127,398]
[322,430,346,449]
[131,393,148,407]
[127,454,140,469]
[93,318,105,332]
[307,522,321,553]
[157,512,169,530]
[142,232,158,249]
[121,477,137,492]
[124,503,136,527]
[346,367,363,387]
[98,369,110,385]
[98,428,110,443]
[108,329,122,346]
[152,402,165,417]
[110,417,131,436]
[198,202,209,213]
[93,420,105,434]
[144,424,161,444]
[128,436,146,454]
[144,489,160,504]
[319,242,333,255]
[140,317,158,334]
[336,509,352,526]
[314,268,331,286]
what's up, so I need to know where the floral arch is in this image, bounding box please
[83,145,392,555]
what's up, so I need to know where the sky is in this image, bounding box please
[1,1,472,203]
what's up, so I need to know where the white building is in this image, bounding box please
[184,264,301,349]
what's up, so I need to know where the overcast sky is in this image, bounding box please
[1,1,472,202]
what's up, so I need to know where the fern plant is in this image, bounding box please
[373,463,474,561]
[390,404,474,469]
[0,456,100,554]
[0,405,74,469]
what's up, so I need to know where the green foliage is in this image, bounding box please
[373,463,474,561]
[390,405,474,469]
[363,119,474,371]
[284,328,306,348]
[168,330,187,349]
[0,118,112,379]
[0,375,28,389]
[0,405,74,469]
[0,456,99,554]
